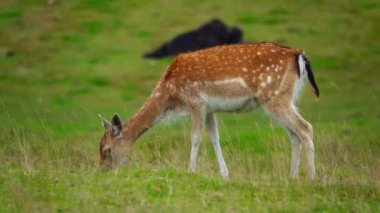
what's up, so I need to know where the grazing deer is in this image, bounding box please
[99,42,319,180]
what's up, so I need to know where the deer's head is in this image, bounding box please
[98,114,130,171]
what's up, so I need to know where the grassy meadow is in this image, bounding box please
[0,0,379,212]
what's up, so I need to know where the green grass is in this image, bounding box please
[0,0,379,212]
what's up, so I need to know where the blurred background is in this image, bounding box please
[0,0,379,211]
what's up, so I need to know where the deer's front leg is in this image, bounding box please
[189,106,206,173]
[206,113,229,179]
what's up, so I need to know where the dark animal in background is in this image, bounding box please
[143,19,243,59]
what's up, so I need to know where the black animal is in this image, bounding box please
[143,19,243,59]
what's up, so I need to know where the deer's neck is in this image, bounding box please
[122,84,169,143]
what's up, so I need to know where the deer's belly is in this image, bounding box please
[201,94,258,113]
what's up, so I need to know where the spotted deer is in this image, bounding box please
[99,42,319,180]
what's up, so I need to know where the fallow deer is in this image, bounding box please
[99,42,319,180]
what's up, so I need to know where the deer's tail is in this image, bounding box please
[297,53,320,98]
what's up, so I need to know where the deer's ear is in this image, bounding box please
[99,114,112,131]
[111,113,123,137]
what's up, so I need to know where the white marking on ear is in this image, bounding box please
[112,126,122,137]
[99,114,112,131]
[111,114,123,137]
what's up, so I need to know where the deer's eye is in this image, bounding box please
[103,148,111,157]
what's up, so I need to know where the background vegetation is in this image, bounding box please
[0,0,379,212]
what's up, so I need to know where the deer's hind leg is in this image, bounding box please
[264,102,316,180]
[286,127,302,179]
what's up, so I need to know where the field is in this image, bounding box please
[0,0,379,212]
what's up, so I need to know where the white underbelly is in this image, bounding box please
[201,94,258,113]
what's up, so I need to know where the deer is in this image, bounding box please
[98,42,319,180]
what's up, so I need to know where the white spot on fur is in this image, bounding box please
[154,92,161,98]
[242,67,248,72]
[257,52,261,56]
[274,90,280,96]
[267,76,272,84]
[259,74,263,80]
[260,82,267,88]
